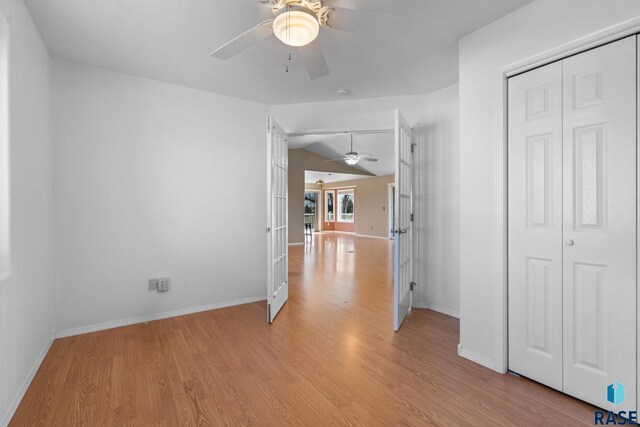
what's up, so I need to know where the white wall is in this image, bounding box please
[459,0,640,371]
[422,86,460,317]
[53,61,269,334]
[0,0,54,425]
[271,85,460,316]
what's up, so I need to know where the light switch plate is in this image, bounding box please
[148,278,158,291]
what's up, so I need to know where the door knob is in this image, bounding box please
[565,239,574,246]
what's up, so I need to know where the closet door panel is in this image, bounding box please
[508,61,563,390]
[562,36,637,412]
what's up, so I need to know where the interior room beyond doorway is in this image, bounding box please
[304,170,395,240]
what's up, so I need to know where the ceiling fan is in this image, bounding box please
[209,0,409,80]
[326,134,378,166]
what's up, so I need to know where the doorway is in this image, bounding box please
[267,110,416,331]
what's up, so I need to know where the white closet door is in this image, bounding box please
[562,37,636,412]
[508,61,564,390]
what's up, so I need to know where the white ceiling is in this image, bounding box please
[24,0,533,104]
[305,170,370,184]
[290,132,394,176]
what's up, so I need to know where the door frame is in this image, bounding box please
[271,125,421,330]
[493,19,640,378]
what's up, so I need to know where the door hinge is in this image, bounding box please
[410,213,414,222]
[410,143,416,154]
[410,281,417,291]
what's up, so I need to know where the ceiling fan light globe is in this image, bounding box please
[345,158,359,166]
[273,6,320,47]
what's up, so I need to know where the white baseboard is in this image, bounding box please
[457,343,496,371]
[355,234,393,240]
[288,242,304,246]
[55,295,267,339]
[1,330,55,427]
[426,303,460,319]
[412,301,460,319]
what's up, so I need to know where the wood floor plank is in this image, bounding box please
[10,233,597,426]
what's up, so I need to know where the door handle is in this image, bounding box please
[565,239,574,246]
[393,228,408,235]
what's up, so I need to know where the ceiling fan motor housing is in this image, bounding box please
[270,0,331,27]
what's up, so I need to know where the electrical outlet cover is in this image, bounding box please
[157,278,170,292]
[148,279,158,291]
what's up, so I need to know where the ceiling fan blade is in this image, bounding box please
[359,158,379,162]
[325,7,410,34]
[298,40,329,80]
[325,158,349,162]
[210,20,274,60]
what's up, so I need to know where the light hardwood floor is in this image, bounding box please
[11,233,596,425]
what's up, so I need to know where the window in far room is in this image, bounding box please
[337,188,355,223]
[325,190,335,222]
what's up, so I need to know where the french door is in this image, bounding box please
[508,37,637,411]
[393,109,414,331]
[266,116,288,323]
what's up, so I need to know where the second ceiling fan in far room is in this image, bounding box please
[325,134,379,166]
[209,0,410,79]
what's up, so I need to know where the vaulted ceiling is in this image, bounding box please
[290,132,394,176]
[25,0,533,104]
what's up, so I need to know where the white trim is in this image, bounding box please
[388,183,396,239]
[1,331,55,427]
[491,16,640,375]
[505,17,640,77]
[323,185,357,191]
[55,295,267,339]
[0,8,10,285]
[288,242,304,246]
[458,343,495,371]
[412,301,460,319]
[426,303,460,319]
[324,189,335,223]
[336,188,355,224]
[355,234,392,240]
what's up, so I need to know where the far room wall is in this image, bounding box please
[288,148,372,244]
[322,175,395,238]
